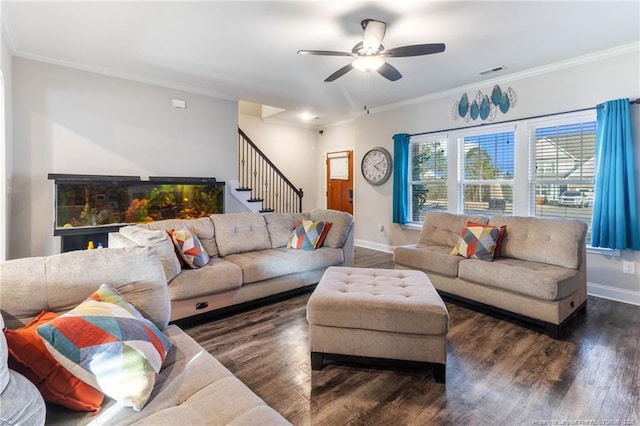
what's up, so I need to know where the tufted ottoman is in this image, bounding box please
[306,266,449,383]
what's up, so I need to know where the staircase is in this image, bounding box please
[236,128,303,213]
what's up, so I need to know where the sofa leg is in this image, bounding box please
[432,363,446,384]
[545,323,561,339]
[311,352,324,371]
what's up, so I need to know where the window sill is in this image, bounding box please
[586,246,621,257]
[402,223,423,231]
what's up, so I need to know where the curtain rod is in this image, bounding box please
[407,98,639,138]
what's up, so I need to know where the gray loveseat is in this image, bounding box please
[109,209,355,322]
[393,212,588,338]
[0,246,290,424]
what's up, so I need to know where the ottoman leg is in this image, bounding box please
[311,352,324,370]
[433,363,446,384]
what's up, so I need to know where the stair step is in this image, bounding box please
[236,187,252,192]
[248,198,263,203]
[260,208,275,213]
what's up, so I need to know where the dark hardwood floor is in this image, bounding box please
[183,247,639,425]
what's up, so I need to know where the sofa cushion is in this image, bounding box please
[458,257,581,301]
[118,226,182,283]
[488,216,587,269]
[4,311,104,412]
[450,225,500,262]
[168,258,243,301]
[211,213,272,257]
[265,212,310,248]
[143,217,218,258]
[310,209,353,248]
[2,312,46,423]
[0,315,8,395]
[419,212,489,247]
[0,355,46,425]
[394,243,463,277]
[224,247,344,284]
[44,325,290,425]
[170,226,210,268]
[37,285,173,411]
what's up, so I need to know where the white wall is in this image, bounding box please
[11,58,238,258]
[351,47,640,304]
[0,17,12,262]
[238,114,320,212]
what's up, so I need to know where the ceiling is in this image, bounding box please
[2,1,639,127]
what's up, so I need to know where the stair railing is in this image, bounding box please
[238,128,303,213]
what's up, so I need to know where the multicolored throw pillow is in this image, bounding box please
[450,225,501,262]
[37,285,173,411]
[287,220,330,251]
[4,311,104,412]
[170,225,210,268]
[467,222,507,258]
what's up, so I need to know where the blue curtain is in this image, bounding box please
[392,133,411,224]
[591,98,640,250]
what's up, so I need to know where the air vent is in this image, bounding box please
[479,65,507,75]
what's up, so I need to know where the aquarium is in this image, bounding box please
[49,174,225,235]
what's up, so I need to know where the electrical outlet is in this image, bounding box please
[378,224,384,233]
[622,261,636,275]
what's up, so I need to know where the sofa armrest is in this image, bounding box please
[108,232,137,248]
[341,222,355,267]
[109,226,182,284]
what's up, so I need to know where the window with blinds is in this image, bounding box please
[529,119,596,226]
[409,135,448,222]
[460,130,515,214]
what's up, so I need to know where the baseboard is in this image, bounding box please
[587,282,640,306]
[354,239,393,253]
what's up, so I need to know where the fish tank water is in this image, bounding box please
[49,174,225,250]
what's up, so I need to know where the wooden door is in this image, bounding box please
[326,151,353,214]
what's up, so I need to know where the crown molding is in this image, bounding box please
[11,50,240,102]
[369,42,640,116]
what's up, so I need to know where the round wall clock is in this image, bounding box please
[361,147,393,186]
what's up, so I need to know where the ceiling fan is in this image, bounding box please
[298,19,445,82]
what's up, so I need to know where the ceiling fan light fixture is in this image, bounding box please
[352,56,385,73]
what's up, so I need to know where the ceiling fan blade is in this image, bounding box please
[325,64,354,82]
[297,50,353,57]
[385,43,446,57]
[362,19,386,51]
[377,62,402,81]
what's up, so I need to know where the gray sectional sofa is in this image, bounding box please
[109,209,355,321]
[0,246,290,425]
[393,212,588,338]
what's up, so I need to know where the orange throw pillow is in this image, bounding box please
[3,311,104,412]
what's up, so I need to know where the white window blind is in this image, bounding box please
[459,130,515,214]
[529,119,596,226]
[408,135,448,222]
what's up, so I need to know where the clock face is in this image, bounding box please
[361,147,392,185]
